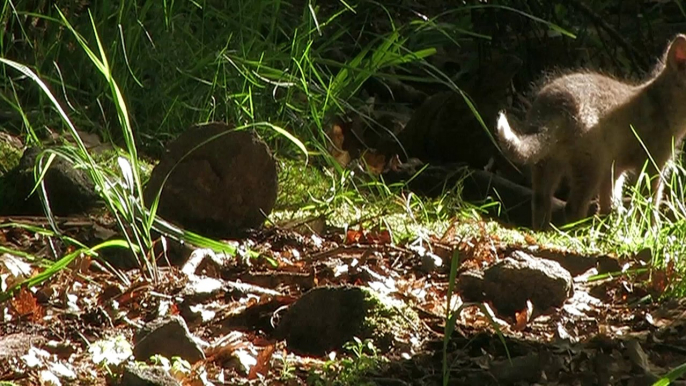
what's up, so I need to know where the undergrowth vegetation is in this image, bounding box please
[1,0,686,309]
[2,1,438,154]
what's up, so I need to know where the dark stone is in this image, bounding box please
[133,316,205,363]
[457,251,573,317]
[274,286,398,356]
[490,352,545,384]
[144,122,277,238]
[0,146,100,215]
[396,56,524,183]
[120,363,181,386]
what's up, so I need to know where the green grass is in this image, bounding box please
[1,1,438,155]
[273,157,516,245]
[308,337,385,386]
[523,156,686,298]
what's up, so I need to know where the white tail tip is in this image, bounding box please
[497,111,519,145]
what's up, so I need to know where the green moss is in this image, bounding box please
[0,139,21,176]
[358,287,420,352]
[276,158,331,210]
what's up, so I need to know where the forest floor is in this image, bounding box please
[1,202,684,385]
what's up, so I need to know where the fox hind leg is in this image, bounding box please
[531,160,563,230]
[565,165,603,224]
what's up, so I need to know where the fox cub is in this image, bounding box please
[497,34,686,230]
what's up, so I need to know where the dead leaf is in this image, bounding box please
[513,300,533,331]
[11,287,43,323]
[361,150,386,175]
[346,229,364,244]
[327,122,351,167]
[248,344,275,380]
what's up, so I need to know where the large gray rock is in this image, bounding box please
[120,363,180,386]
[457,251,573,317]
[144,122,277,238]
[274,286,418,356]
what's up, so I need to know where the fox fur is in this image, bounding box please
[497,34,686,230]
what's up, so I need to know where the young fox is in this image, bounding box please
[497,34,686,230]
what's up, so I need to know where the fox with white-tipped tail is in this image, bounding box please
[496,34,686,230]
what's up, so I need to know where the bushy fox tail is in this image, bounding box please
[496,111,552,164]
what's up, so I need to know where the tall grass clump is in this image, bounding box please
[2,2,437,156]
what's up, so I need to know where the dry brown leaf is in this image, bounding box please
[513,300,533,331]
[361,150,386,175]
[248,344,275,380]
[11,287,44,323]
[328,122,351,167]
[346,229,364,244]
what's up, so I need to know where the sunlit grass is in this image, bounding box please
[526,156,686,296]
[273,158,527,245]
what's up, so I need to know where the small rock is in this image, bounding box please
[457,251,573,317]
[144,122,278,238]
[133,316,205,363]
[120,363,180,386]
[274,285,418,356]
[181,248,228,278]
[490,352,544,384]
[0,146,100,215]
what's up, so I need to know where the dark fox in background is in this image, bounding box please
[496,34,686,230]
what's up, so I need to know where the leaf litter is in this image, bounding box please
[0,214,685,385]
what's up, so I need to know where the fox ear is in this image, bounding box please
[668,35,686,70]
